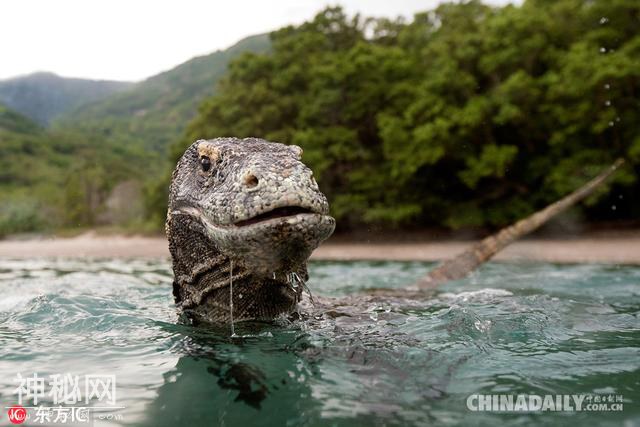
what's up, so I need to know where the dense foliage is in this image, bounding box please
[177,0,640,230]
[0,103,146,236]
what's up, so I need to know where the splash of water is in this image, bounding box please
[301,281,315,305]
[288,272,315,305]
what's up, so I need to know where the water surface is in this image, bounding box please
[0,258,638,426]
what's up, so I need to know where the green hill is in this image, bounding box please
[0,102,42,134]
[0,34,271,235]
[0,103,47,189]
[0,102,148,236]
[55,34,271,154]
[0,103,66,235]
[0,72,132,125]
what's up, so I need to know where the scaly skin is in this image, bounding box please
[166,138,335,322]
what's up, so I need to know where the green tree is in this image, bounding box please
[168,0,640,231]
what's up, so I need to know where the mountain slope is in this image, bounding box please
[0,103,64,235]
[0,100,150,234]
[0,72,132,125]
[0,33,271,235]
[55,34,271,154]
[0,102,42,134]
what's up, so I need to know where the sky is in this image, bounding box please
[1,0,514,82]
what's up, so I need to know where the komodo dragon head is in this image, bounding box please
[166,137,335,323]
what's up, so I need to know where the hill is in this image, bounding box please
[55,34,270,154]
[0,102,42,134]
[0,33,271,235]
[0,103,66,235]
[0,72,132,125]
[0,102,148,236]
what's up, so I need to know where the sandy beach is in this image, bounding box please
[0,231,639,264]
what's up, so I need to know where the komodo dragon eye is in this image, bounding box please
[200,156,211,172]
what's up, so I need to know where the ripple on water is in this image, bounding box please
[0,258,638,426]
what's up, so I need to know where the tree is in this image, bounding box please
[170,0,640,231]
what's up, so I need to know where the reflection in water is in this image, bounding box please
[0,258,638,426]
[144,316,463,426]
[144,323,314,425]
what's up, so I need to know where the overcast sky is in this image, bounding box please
[1,0,515,82]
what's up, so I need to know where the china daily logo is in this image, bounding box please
[5,373,123,424]
[467,394,624,412]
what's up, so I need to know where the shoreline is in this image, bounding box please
[0,232,639,264]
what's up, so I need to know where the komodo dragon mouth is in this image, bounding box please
[234,206,316,227]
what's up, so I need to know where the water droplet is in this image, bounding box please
[608,121,614,127]
[605,100,611,106]
[618,195,623,199]
[600,47,607,53]
[616,116,621,122]
[611,205,617,211]
[604,84,610,90]
[599,17,608,24]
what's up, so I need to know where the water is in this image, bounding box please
[0,258,638,426]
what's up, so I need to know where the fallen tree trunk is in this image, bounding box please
[416,158,625,289]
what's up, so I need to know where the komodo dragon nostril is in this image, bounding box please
[244,174,259,188]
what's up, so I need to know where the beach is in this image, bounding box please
[1,231,639,264]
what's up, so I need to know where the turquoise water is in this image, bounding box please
[0,258,638,426]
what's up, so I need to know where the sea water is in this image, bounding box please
[0,258,638,426]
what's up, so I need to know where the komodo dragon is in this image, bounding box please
[167,137,623,324]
